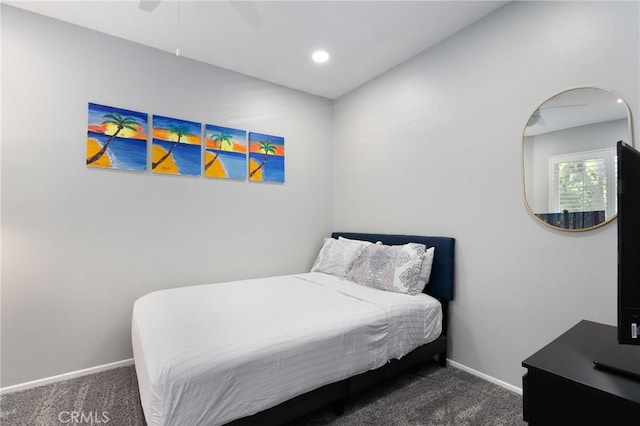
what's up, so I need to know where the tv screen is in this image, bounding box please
[617,141,640,345]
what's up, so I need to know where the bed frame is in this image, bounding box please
[229,232,455,426]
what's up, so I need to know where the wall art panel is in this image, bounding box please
[248,132,285,183]
[204,124,247,180]
[152,115,202,176]
[86,103,148,171]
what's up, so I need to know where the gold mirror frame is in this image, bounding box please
[521,86,633,232]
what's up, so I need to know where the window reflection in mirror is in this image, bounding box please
[522,87,632,231]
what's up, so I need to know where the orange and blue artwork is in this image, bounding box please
[152,115,202,176]
[248,132,285,183]
[86,103,148,171]
[204,124,247,180]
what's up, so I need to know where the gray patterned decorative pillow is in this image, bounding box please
[345,244,396,291]
[311,238,365,277]
[346,242,426,295]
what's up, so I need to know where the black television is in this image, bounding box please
[593,142,640,380]
[617,141,640,346]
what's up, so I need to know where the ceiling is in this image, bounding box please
[524,88,630,136]
[5,1,508,99]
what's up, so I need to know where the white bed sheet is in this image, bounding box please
[132,272,442,426]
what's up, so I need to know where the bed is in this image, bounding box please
[132,232,455,426]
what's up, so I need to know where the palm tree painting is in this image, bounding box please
[204,124,247,180]
[248,132,285,183]
[152,115,202,176]
[86,103,148,171]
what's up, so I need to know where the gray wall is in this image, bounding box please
[1,5,333,387]
[333,1,639,388]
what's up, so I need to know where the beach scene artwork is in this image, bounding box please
[248,132,285,183]
[204,124,247,180]
[86,103,148,171]
[152,115,202,176]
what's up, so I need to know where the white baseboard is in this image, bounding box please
[0,358,134,395]
[1,357,522,397]
[448,359,523,395]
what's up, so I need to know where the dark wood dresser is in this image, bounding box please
[522,320,640,425]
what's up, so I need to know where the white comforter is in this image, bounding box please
[132,272,442,426]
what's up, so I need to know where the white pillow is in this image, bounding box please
[346,242,426,295]
[311,238,364,277]
[415,247,435,293]
[338,236,383,246]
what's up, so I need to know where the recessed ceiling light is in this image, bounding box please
[617,98,623,103]
[311,50,330,64]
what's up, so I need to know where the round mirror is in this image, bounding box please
[522,87,633,231]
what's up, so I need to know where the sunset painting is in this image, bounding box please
[86,103,148,171]
[204,124,247,180]
[248,132,285,183]
[152,115,202,176]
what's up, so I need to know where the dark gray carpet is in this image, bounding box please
[0,366,144,426]
[0,363,524,425]
[291,363,525,426]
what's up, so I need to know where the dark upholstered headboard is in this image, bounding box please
[331,232,455,302]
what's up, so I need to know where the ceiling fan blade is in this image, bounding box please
[527,111,544,126]
[541,103,588,110]
[138,0,161,13]
[230,1,263,27]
